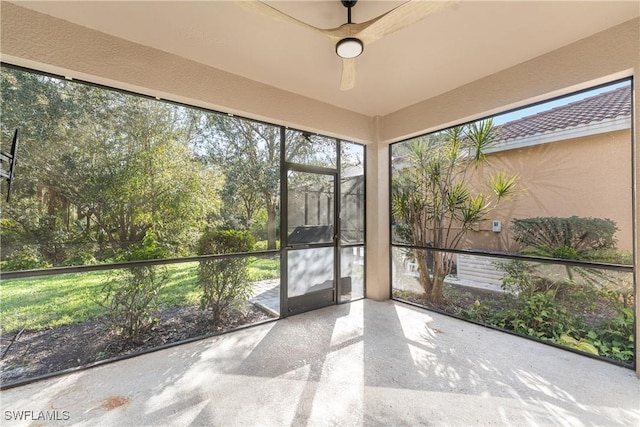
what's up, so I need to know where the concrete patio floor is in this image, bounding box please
[1,299,638,426]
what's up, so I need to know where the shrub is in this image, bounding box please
[254,239,280,251]
[556,334,599,356]
[100,230,169,343]
[499,215,635,362]
[101,265,168,343]
[510,216,618,258]
[491,259,635,363]
[462,299,494,323]
[117,230,170,262]
[587,308,635,362]
[496,259,578,301]
[2,247,52,271]
[249,209,269,241]
[584,249,633,265]
[198,230,255,322]
[494,290,585,341]
[513,291,578,339]
[62,250,98,266]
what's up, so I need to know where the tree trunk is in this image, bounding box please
[266,204,277,250]
[429,253,450,303]
[414,249,433,295]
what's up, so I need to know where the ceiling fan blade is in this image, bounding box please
[237,1,335,41]
[340,59,356,91]
[357,0,457,45]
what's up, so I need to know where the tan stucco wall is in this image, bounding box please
[465,129,633,252]
[1,4,639,374]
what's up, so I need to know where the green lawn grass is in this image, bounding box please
[247,257,280,281]
[1,258,279,334]
[1,269,108,333]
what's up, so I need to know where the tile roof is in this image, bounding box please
[494,85,631,141]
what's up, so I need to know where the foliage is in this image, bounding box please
[463,290,605,355]
[509,216,628,289]
[249,209,270,241]
[495,260,586,334]
[62,250,98,266]
[456,256,635,363]
[1,246,52,271]
[586,249,633,265]
[391,120,518,302]
[556,334,599,356]
[0,199,83,266]
[254,239,281,251]
[461,299,496,324]
[100,230,171,343]
[1,66,222,268]
[497,290,584,340]
[495,259,585,302]
[493,215,635,362]
[197,229,255,322]
[511,216,618,258]
[101,265,168,343]
[116,229,171,262]
[463,268,584,341]
[586,308,635,361]
[194,116,282,250]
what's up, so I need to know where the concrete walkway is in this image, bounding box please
[250,279,280,316]
[1,300,638,426]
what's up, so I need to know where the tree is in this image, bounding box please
[194,115,339,250]
[1,66,222,265]
[1,67,85,263]
[194,116,281,249]
[56,93,222,255]
[391,120,518,303]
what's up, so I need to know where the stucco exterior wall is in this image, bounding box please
[465,129,633,252]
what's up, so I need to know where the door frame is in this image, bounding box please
[279,128,343,317]
[281,163,340,316]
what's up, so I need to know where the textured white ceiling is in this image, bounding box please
[11,1,640,117]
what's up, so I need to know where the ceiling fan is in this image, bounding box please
[238,0,456,91]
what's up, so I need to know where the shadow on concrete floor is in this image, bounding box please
[1,299,638,426]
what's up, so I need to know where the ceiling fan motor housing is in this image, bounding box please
[336,0,363,59]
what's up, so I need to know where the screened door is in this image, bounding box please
[284,168,338,314]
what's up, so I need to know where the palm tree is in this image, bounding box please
[391,119,518,303]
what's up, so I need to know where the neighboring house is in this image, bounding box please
[470,85,632,253]
[391,85,633,288]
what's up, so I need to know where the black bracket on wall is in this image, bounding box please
[0,129,19,203]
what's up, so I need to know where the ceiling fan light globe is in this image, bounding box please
[336,38,364,59]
